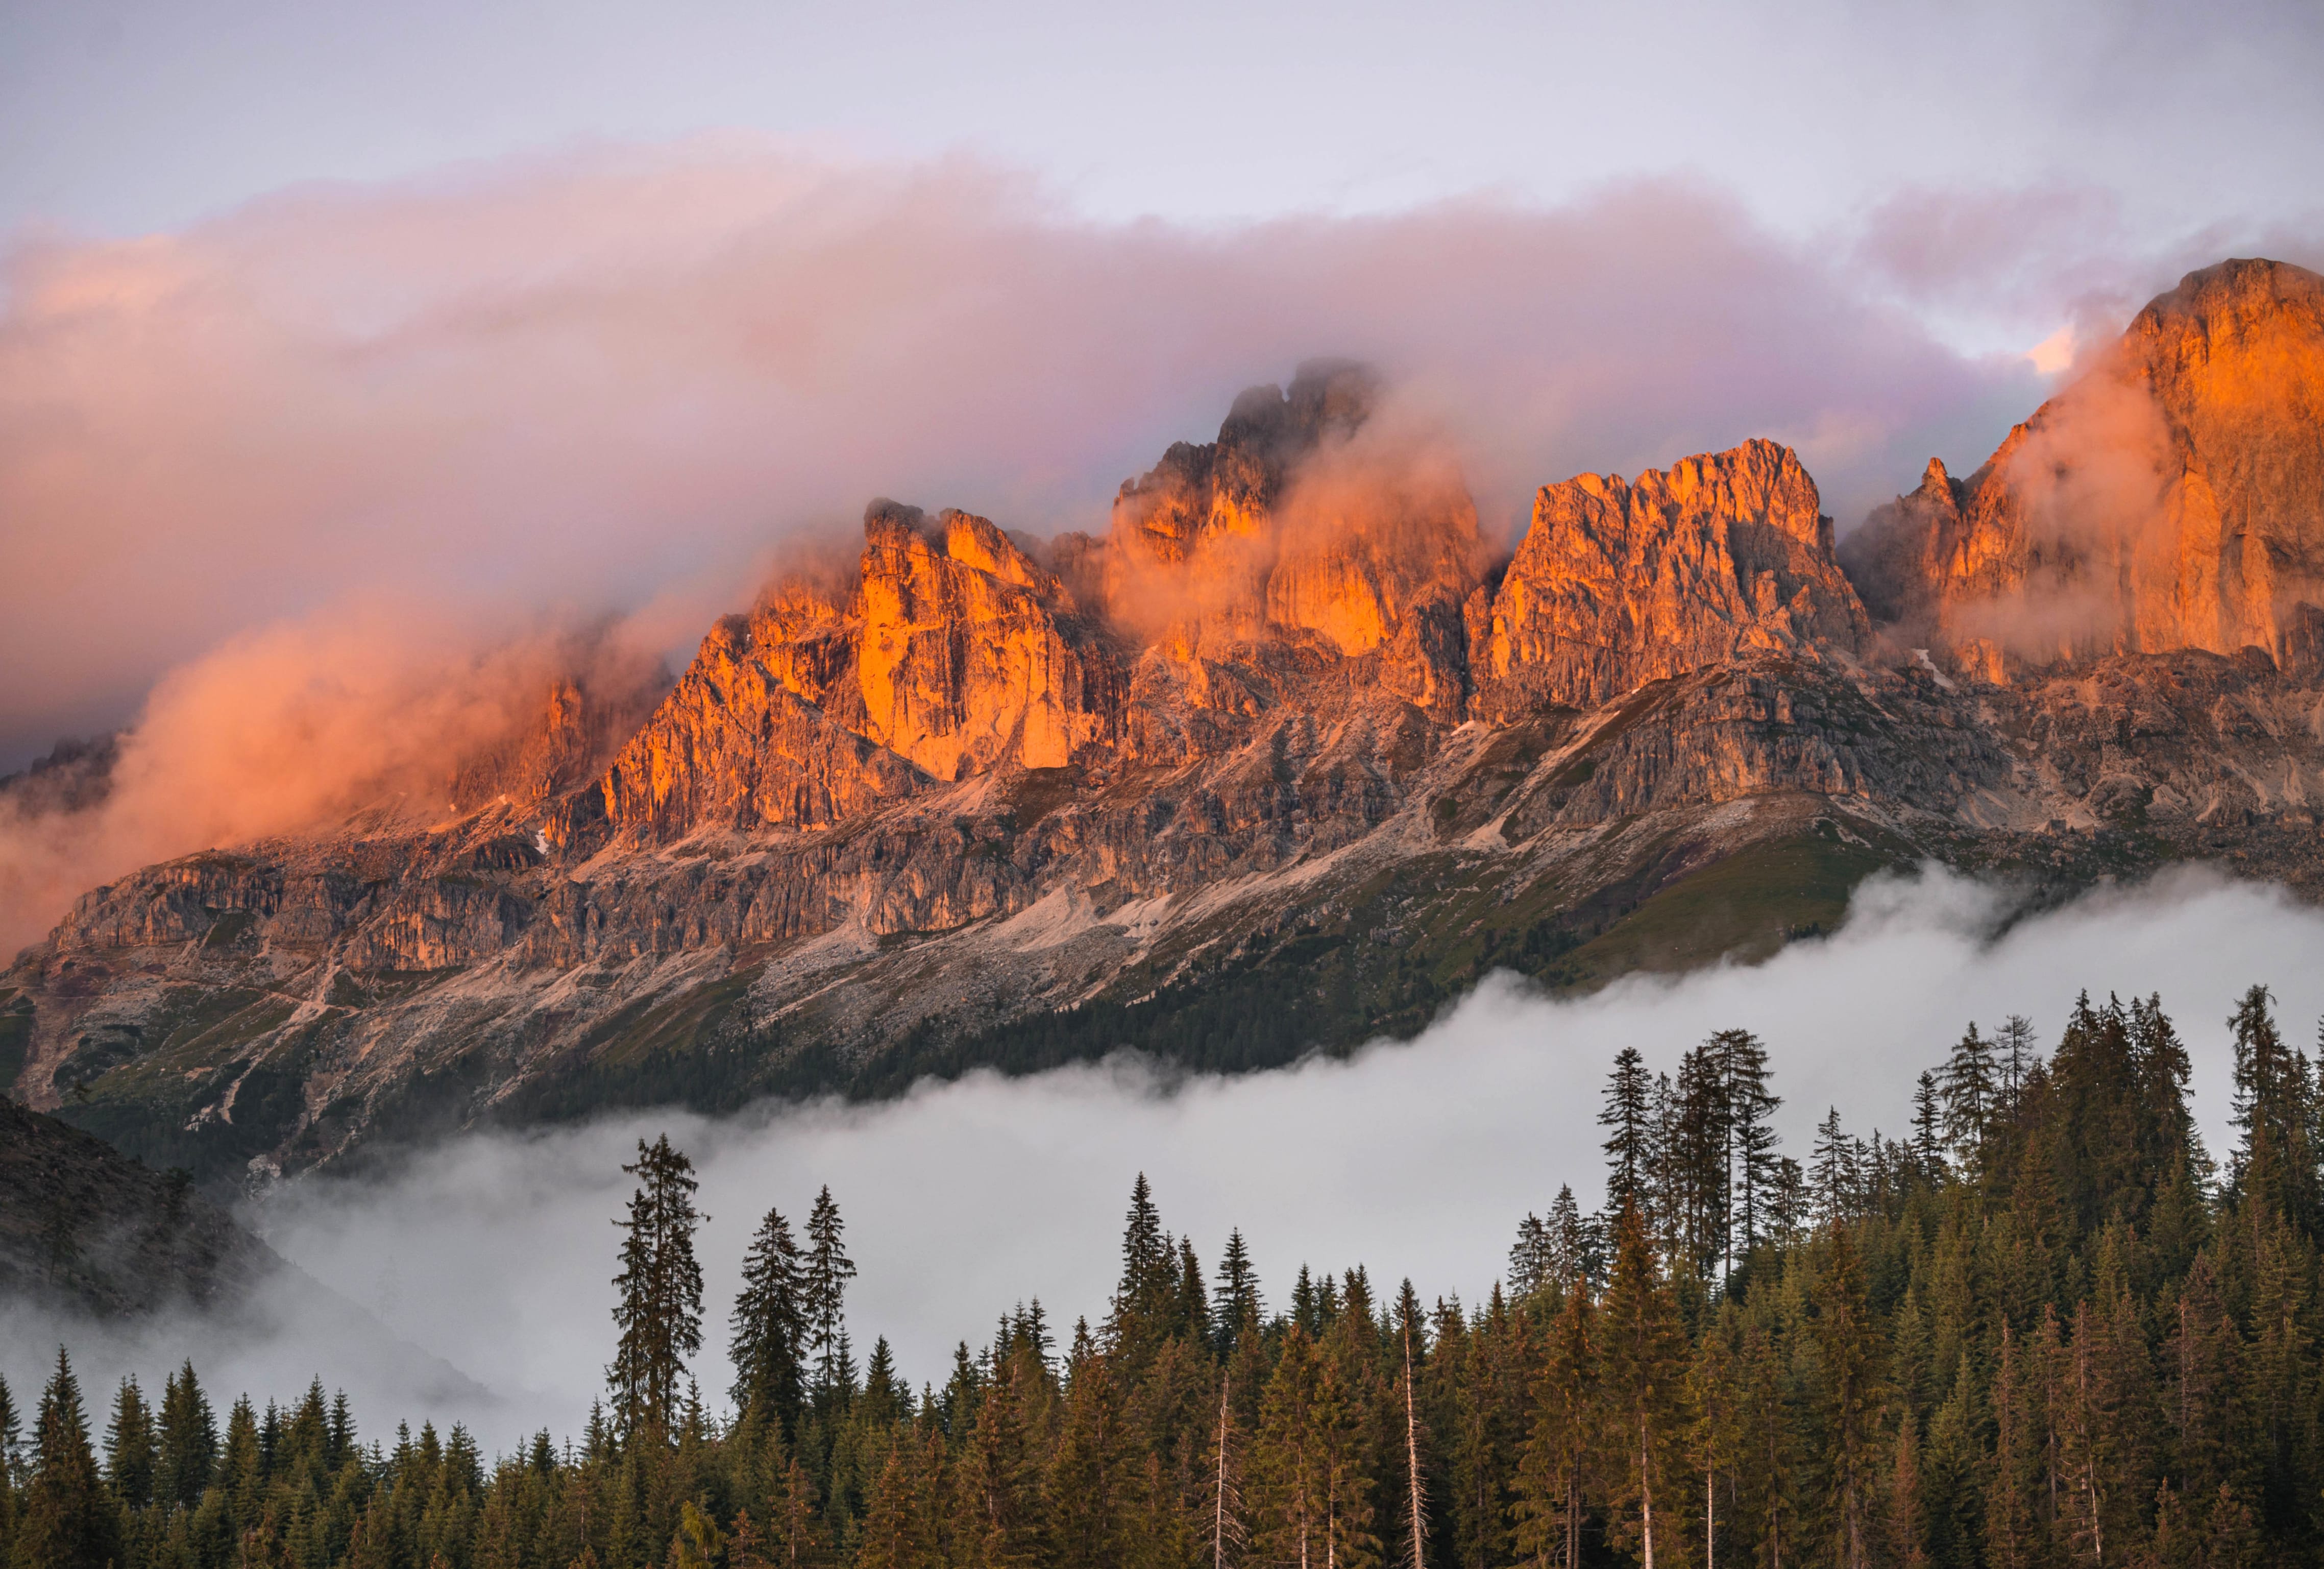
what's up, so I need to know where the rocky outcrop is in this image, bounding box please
[855,505,1121,778]
[1848,258,2324,674]
[1470,439,1869,717]
[12,296,2324,1186]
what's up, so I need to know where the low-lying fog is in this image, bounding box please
[7,864,2321,1456]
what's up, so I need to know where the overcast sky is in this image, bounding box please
[7,0,2322,251]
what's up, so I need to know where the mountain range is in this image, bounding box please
[7,257,2323,1189]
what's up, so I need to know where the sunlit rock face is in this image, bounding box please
[854,504,1120,779]
[41,303,2324,1180]
[1104,359,1487,728]
[593,608,927,839]
[1471,438,1869,718]
[1847,258,2324,675]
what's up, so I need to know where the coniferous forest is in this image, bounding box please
[7,983,2324,1569]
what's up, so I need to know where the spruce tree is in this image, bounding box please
[606,1132,706,1443]
[957,1350,1046,1568]
[1508,1213,1554,1301]
[1717,1029,1783,1272]
[805,1185,859,1412]
[1601,1047,1657,1224]
[2226,984,2318,1234]
[1912,1071,1946,1176]
[103,1374,155,1510]
[1942,1022,1999,1173]
[1811,1108,1859,1224]
[1048,1345,1138,1569]
[1671,1040,1733,1285]
[1513,1280,1596,1569]
[15,1348,118,1569]
[1599,1204,1686,1569]
[1106,1173,1176,1364]
[732,1204,811,1437]
[1813,1225,1884,1569]
[157,1359,216,1509]
[1212,1229,1263,1354]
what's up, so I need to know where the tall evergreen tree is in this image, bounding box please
[102,1374,155,1510]
[731,1204,811,1437]
[1995,1013,2039,1110]
[806,1185,860,1409]
[1106,1173,1178,1364]
[156,1359,215,1510]
[1601,1048,1658,1225]
[1213,1228,1263,1354]
[1811,1108,1860,1225]
[1507,1213,1555,1301]
[606,1132,706,1442]
[1912,1071,1946,1176]
[1671,1039,1734,1285]
[1813,1226,1885,1569]
[14,1348,117,1569]
[1941,1022,2000,1173]
[1599,1204,1687,1569]
[1717,1029,1783,1272]
[2226,984,2319,1234]
[1048,1345,1139,1569]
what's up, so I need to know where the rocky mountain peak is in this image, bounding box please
[1846,256,2324,679]
[1470,437,1868,718]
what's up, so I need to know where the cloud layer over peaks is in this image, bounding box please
[3,146,2070,772]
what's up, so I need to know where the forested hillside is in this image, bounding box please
[5,981,2321,1568]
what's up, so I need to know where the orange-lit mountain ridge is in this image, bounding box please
[10,278,2324,1184]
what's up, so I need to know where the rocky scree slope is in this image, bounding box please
[9,275,2324,1185]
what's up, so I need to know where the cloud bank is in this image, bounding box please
[4,144,2085,772]
[7,863,2316,1456]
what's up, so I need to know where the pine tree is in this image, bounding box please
[157,1359,216,1509]
[1547,1186,1599,1290]
[1049,1346,1139,1569]
[2225,984,2318,1234]
[1687,1314,1746,1569]
[1671,1040,1734,1286]
[1599,1204,1687,1569]
[606,1132,706,1443]
[1941,1023,2000,1174]
[1995,1015,2039,1112]
[103,1374,155,1510]
[804,1185,858,1413]
[957,1351,1047,1568]
[1602,1048,1658,1224]
[1912,1071,1946,1177]
[1107,1173,1176,1366]
[1213,1229,1263,1354]
[1717,1029,1783,1273]
[15,1348,118,1569]
[1512,1258,1597,1568]
[732,1204,811,1438]
[1813,1226,1884,1569]
[1507,1213,1554,1302]
[1811,1108,1859,1225]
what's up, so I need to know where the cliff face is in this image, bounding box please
[10,279,2324,1185]
[1849,258,2324,674]
[1471,439,1869,717]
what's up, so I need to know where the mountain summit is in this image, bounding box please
[9,263,2324,1183]
[1847,257,2324,676]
